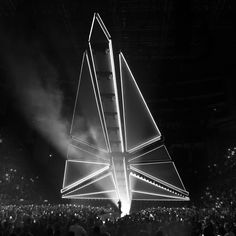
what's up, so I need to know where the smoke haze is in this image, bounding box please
[2,39,70,157]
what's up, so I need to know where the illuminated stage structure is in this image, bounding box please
[61,13,189,214]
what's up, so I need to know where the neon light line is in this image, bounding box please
[119,53,127,152]
[128,145,171,163]
[61,165,109,193]
[86,52,110,152]
[130,165,189,195]
[96,13,111,39]
[109,41,124,152]
[71,190,116,196]
[66,159,109,166]
[88,13,96,42]
[63,195,119,200]
[64,190,116,198]
[130,161,173,166]
[62,159,68,189]
[131,190,190,201]
[63,173,115,196]
[172,162,187,192]
[111,157,121,199]
[88,42,112,152]
[96,17,110,41]
[70,52,85,136]
[71,136,108,153]
[69,144,109,163]
[111,172,118,194]
[128,136,161,153]
[130,172,183,197]
[123,157,130,202]
[132,198,190,201]
[131,190,189,200]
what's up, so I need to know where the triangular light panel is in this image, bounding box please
[62,160,109,192]
[120,53,161,153]
[130,173,181,199]
[63,173,116,197]
[130,162,187,193]
[70,52,109,152]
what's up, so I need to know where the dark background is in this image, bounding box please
[0,0,235,204]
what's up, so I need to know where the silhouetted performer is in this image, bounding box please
[117,199,122,216]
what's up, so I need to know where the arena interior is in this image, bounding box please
[0,1,236,235]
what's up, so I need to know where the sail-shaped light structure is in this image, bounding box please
[61,13,189,215]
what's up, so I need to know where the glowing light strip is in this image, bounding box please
[109,41,124,152]
[130,172,184,198]
[62,196,118,200]
[96,13,111,39]
[63,194,118,200]
[62,158,68,188]
[132,190,188,200]
[63,173,115,197]
[132,198,190,201]
[128,137,161,154]
[88,13,96,42]
[111,157,121,199]
[130,165,188,195]
[131,191,190,201]
[123,157,130,202]
[119,52,161,152]
[119,54,127,152]
[89,42,112,152]
[61,165,109,193]
[128,145,171,163]
[71,136,108,154]
[130,162,189,194]
[131,161,172,166]
[70,52,85,136]
[66,159,109,166]
[111,173,118,194]
[88,13,110,42]
[172,162,187,192]
[69,144,109,163]
[86,52,110,152]
[64,190,116,198]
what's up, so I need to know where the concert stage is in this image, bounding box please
[61,13,189,215]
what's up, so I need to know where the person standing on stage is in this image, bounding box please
[117,199,122,216]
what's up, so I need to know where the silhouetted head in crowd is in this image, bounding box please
[93,225,101,235]
[155,230,164,236]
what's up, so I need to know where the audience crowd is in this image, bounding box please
[0,203,235,236]
[0,156,45,205]
[0,134,235,235]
